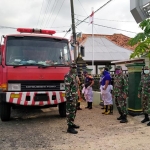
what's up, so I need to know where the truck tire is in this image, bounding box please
[0,103,11,121]
[58,102,66,117]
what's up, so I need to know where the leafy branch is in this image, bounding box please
[128,19,150,58]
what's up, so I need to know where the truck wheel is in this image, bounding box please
[0,103,11,121]
[58,102,66,117]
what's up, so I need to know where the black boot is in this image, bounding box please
[120,115,128,123]
[117,115,123,120]
[117,107,123,120]
[110,105,113,114]
[85,102,89,108]
[105,105,113,115]
[71,124,80,129]
[77,102,82,110]
[67,125,78,134]
[147,122,150,126]
[88,102,92,109]
[102,105,108,114]
[141,113,149,123]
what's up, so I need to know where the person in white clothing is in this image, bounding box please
[101,84,113,115]
[101,68,113,115]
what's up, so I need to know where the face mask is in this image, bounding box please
[115,70,121,74]
[144,70,149,74]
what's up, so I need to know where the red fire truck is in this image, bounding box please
[0,28,72,121]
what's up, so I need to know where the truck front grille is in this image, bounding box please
[8,80,64,91]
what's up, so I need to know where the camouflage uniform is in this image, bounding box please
[138,66,150,125]
[76,75,83,110]
[138,75,150,114]
[64,63,79,134]
[113,66,128,123]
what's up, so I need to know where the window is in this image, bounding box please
[6,36,71,66]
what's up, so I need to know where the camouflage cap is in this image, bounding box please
[70,62,77,68]
[115,66,122,70]
[144,66,149,69]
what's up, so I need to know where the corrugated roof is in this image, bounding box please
[77,33,136,51]
[81,37,132,61]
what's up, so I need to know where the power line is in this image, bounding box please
[36,0,45,28]
[77,0,88,16]
[50,0,66,28]
[76,0,113,27]
[51,25,70,28]
[0,25,69,34]
[76,0,124,55]
[44,0,59,28]
[75,19,137,34]
[74,14,135,23]
[64,0,113,37]
[39,0,52,28]
[0,26,17,29]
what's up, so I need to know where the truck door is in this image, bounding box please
[0,45,3,85]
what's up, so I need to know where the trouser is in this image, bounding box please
[142,95,150,114]
[84,87,93,102]
[66,99,77,126]
[101,85,113,106]
[115,96,127,115]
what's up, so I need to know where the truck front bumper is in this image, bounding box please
[0,91,66,106]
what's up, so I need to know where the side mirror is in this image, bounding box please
[80,46,85,57]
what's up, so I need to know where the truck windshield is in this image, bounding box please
[6,36,71,66]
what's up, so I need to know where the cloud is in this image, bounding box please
[0,0,144,39]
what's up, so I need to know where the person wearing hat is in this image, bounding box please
[112,66,128,123]
[138,66,150,126]
[64,62,79,134]
[83,71,94,109]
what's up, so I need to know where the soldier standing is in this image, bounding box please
[112,66,128,123]
[138,66,150,126]
[64,62,80,134]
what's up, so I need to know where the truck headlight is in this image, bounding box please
[8,84,21,91]
[60,83,65,90]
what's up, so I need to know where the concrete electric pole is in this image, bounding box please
[70,0,77,61]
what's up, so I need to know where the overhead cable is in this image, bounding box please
[64,0,113,37]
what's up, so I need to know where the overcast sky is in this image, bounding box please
[0,0,144,40]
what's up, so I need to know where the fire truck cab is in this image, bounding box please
[0,28,72,121]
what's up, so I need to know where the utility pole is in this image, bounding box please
[70,0,77,61]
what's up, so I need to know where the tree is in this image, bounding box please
[128,19,150,58]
